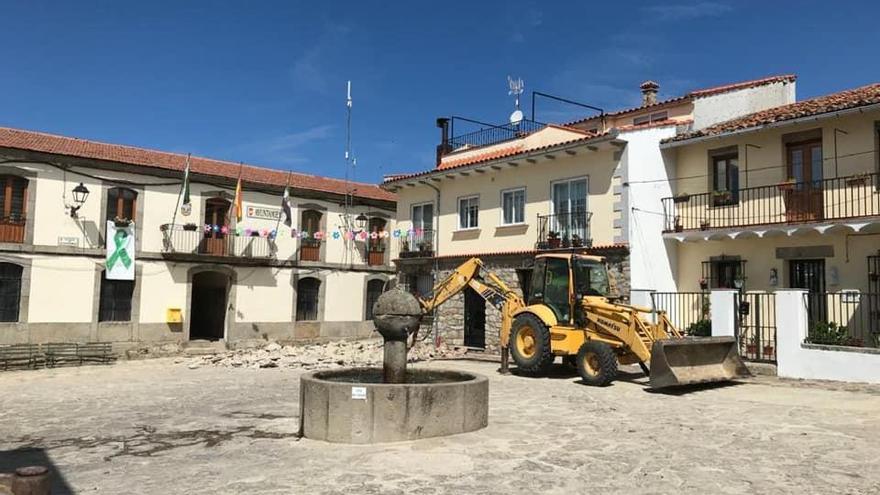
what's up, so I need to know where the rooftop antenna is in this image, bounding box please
[508,75,524,124]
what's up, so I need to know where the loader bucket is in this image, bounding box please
[648,336,749,389]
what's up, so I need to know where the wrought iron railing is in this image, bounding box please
[651,291,711,335]
[737,292,777,363]
[398,228,435,258]
[804,291,880,348]
[160,224,271,258]
[536,211,592,249]
[0,215,26,243]
[446,119,545,153]
[662,172,880,232]
[365,237,388,266]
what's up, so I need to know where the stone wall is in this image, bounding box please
[398,246,631,352]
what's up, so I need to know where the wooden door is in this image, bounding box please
[202,198,230,256]
[785,140,824,222]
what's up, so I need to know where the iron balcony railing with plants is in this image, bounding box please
[160,224,272,259]
[365,237,388,266]
[446,119,546,154]
[536,211,592,250]
[398,228,435,259]
[662,172,880,232]
[804,291,880,348]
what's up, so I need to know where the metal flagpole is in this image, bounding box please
[274,171,292,235]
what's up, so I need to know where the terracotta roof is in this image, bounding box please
[0,126,396,203]
[384,130,610,185]
[665,82,880,143]
[567,74,797,126]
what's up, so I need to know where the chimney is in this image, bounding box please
[640,80,659,106]
[436,117,451,166]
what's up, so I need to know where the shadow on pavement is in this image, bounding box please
[0,447,75,495]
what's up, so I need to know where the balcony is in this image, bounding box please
[662,172,880,233]
[160,224,271,259]
[366,238,388,266]
[440,119,546,158]
[398,229,435,259]
[536,211,592,250]
[0,216,25,243]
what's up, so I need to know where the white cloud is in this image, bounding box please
[290,24,352,94]
[643,2,733,21]
[237,125,335,166]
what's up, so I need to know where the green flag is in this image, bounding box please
[181,153,191,215]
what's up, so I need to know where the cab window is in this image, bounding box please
[573,258,609,297]
[544,257,571,323]
[527,258,546,305]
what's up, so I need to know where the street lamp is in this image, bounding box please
[69,182,90,218]
[355,213,368,231]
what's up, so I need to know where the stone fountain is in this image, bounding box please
[299,288,488,443]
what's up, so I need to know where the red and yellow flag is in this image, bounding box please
[233,176,243,222]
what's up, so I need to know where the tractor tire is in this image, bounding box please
[509,313,554,375]
[576,341,618,387]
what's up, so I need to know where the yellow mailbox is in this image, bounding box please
[166,308,183,323]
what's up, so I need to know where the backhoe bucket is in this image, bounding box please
[648,336,749,389]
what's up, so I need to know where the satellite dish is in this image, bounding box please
[510,109,524,124]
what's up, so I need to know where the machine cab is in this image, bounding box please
[526,254,611,325]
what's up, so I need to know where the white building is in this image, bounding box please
[0,127,397,350]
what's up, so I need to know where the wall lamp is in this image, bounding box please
[69,182,90,218]
[355,213,369,230]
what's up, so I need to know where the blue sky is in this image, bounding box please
[1,1,878,184]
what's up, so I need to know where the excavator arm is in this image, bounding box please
[417,258,525,349]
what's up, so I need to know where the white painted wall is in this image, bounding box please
[620,125,679,293]
[709,290,737,337]
[776,289,880,384]
[692,80,796,130]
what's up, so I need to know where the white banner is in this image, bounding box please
[105,220,135,280]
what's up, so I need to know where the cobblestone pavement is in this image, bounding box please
[2,358,879,494]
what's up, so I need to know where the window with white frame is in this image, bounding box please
[411,202,433,232]
[501,188,525,225]
[458,196,479,229]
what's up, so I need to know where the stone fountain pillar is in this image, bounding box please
[371,288,423,383]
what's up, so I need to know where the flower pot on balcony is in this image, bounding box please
[763,345,774,357]
[746,343,757,355]
[548,238,561,249]
[672,194,691,204]
[700,220,710,231]
[712,191,733,204]
[674,223,684,232]
[183,223,198,231]
[114,218,132,228]
[368,250,385,266]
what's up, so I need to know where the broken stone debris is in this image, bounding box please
[183,338,467,371]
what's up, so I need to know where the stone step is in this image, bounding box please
[183,340,227,356]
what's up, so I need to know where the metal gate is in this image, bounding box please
[735,292,777,363]
[869,254,880,337]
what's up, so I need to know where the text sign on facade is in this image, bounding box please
[57,236,79,247]
[246,205,280,221]
[105,221,135,281]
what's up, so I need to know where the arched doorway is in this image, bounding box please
[190,271,229,340]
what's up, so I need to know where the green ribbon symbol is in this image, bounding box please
[108,229,132,270]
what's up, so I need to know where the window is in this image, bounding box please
[296,277,321,321]
[411,203,433,231]
[365,279,385,320]
[458,196,479,229]
[106,187,137,222]
[0,176,28,243]
[300,210,323,259]
[0,263,22,322]
[651,111,668,122]
[551,178,588,242]
[710,149,739,206]
[544,257,571,323]
[701,257,746,289]
[98,272,134,322]
[633,115,650,126]
[501,188,525,225]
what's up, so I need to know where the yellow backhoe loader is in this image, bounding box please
[416,253,747,388]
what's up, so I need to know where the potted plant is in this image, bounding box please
[700,219,710,231]
[113,216,132,228]
[777,177,797,192]
[699,278,709,291]
[547,231,561,249]
[674,216,683,232]
[763,343,775,357]
[845,173,869,187]
[672,193,691,204]
[183,223,198,231]
[745,336,758,356]
[571,234,583,247]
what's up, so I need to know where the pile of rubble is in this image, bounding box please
[182,338,467,370]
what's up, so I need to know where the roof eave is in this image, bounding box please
[384,130,624,190]
[660,101,880,149]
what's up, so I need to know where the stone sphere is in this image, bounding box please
[372,288,423,342]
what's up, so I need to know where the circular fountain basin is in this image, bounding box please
[299,367,488,443]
